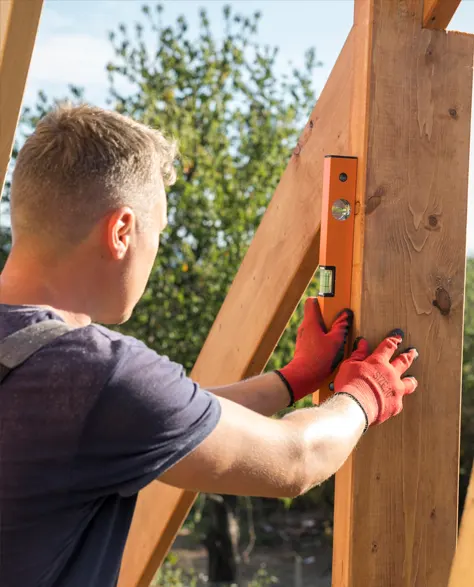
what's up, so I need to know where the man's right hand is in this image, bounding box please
[333,329,419,430]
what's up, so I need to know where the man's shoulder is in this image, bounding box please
[87,324,183,385]
[87,323,144,350]
[0,305,145,361]
[0,305,176,389]
[60,322,152,373]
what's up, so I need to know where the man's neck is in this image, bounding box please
[0,248,93,327]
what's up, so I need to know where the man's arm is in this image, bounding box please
[210,373,291,417]
[160,392,365,498]
[160,332,418,498]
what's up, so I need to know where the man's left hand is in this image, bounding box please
[275,297,353,404]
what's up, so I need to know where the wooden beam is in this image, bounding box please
[331,1,474,586]
[448,462,474,587]
[118,28,358,587]
[423,0,461,29]
[0,0,43,194]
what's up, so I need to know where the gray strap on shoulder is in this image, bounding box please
[0,320,75,382]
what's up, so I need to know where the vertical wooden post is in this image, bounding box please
[331,1,474,586]
[0,0,43,194]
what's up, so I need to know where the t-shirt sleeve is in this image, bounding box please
[74,335,222,497]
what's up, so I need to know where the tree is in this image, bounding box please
[461,258,474,515]
[2,4,320,584]
[108,4,320,373]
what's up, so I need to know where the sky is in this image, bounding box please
[16,0,474,252]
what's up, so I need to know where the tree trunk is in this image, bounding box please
[203,494,240,586]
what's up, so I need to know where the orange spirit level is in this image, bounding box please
[314,155,357,405]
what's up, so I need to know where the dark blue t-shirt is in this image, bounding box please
[0,305,221,587]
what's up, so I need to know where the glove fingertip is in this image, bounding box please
[304,296,316,307]
[308,297,328,333]
[403,376,418,394]
[404,346,419,360]
[352,336,363,351]
[336,307,354,321]
[350,336,370,360]
[333,308,354,328]
[387,328,404,343]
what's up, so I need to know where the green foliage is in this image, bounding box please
[461,258,474,508]
[247,566,279,586]
[152,552,279,587]
[104,3,319,370]
[152,552,199,586]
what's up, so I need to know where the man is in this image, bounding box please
[0,105,418,587]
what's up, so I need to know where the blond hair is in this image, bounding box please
[11,103,178,243]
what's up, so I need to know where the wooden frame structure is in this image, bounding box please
[1,1,473,586]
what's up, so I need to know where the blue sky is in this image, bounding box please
[20,0,474,252]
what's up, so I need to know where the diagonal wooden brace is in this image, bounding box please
[0,0,43,194]
[423,0,462,29]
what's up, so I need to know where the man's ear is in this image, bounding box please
[106,207,135,260]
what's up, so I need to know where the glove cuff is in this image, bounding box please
[334,391,370,433]
[275,362,319,404]
[274,370,295,406]
[334,382,379,430]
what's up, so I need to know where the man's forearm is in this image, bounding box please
[210,374,365,490]
[161,390,367,499]
[283,393,366,492]
[209,372,291,416]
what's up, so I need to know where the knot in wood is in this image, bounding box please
[293,143,302,156]
[432,287,451,316]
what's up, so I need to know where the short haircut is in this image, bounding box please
[10,103,178,244]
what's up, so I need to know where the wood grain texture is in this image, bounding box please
[0,0,43,194]
[118,29,358,587]
[423,0,461,29]
[448,462,474,587]
[332,1,474,586]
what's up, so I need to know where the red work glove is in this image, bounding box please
[333,329,418,431]
[276,297,353,405]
